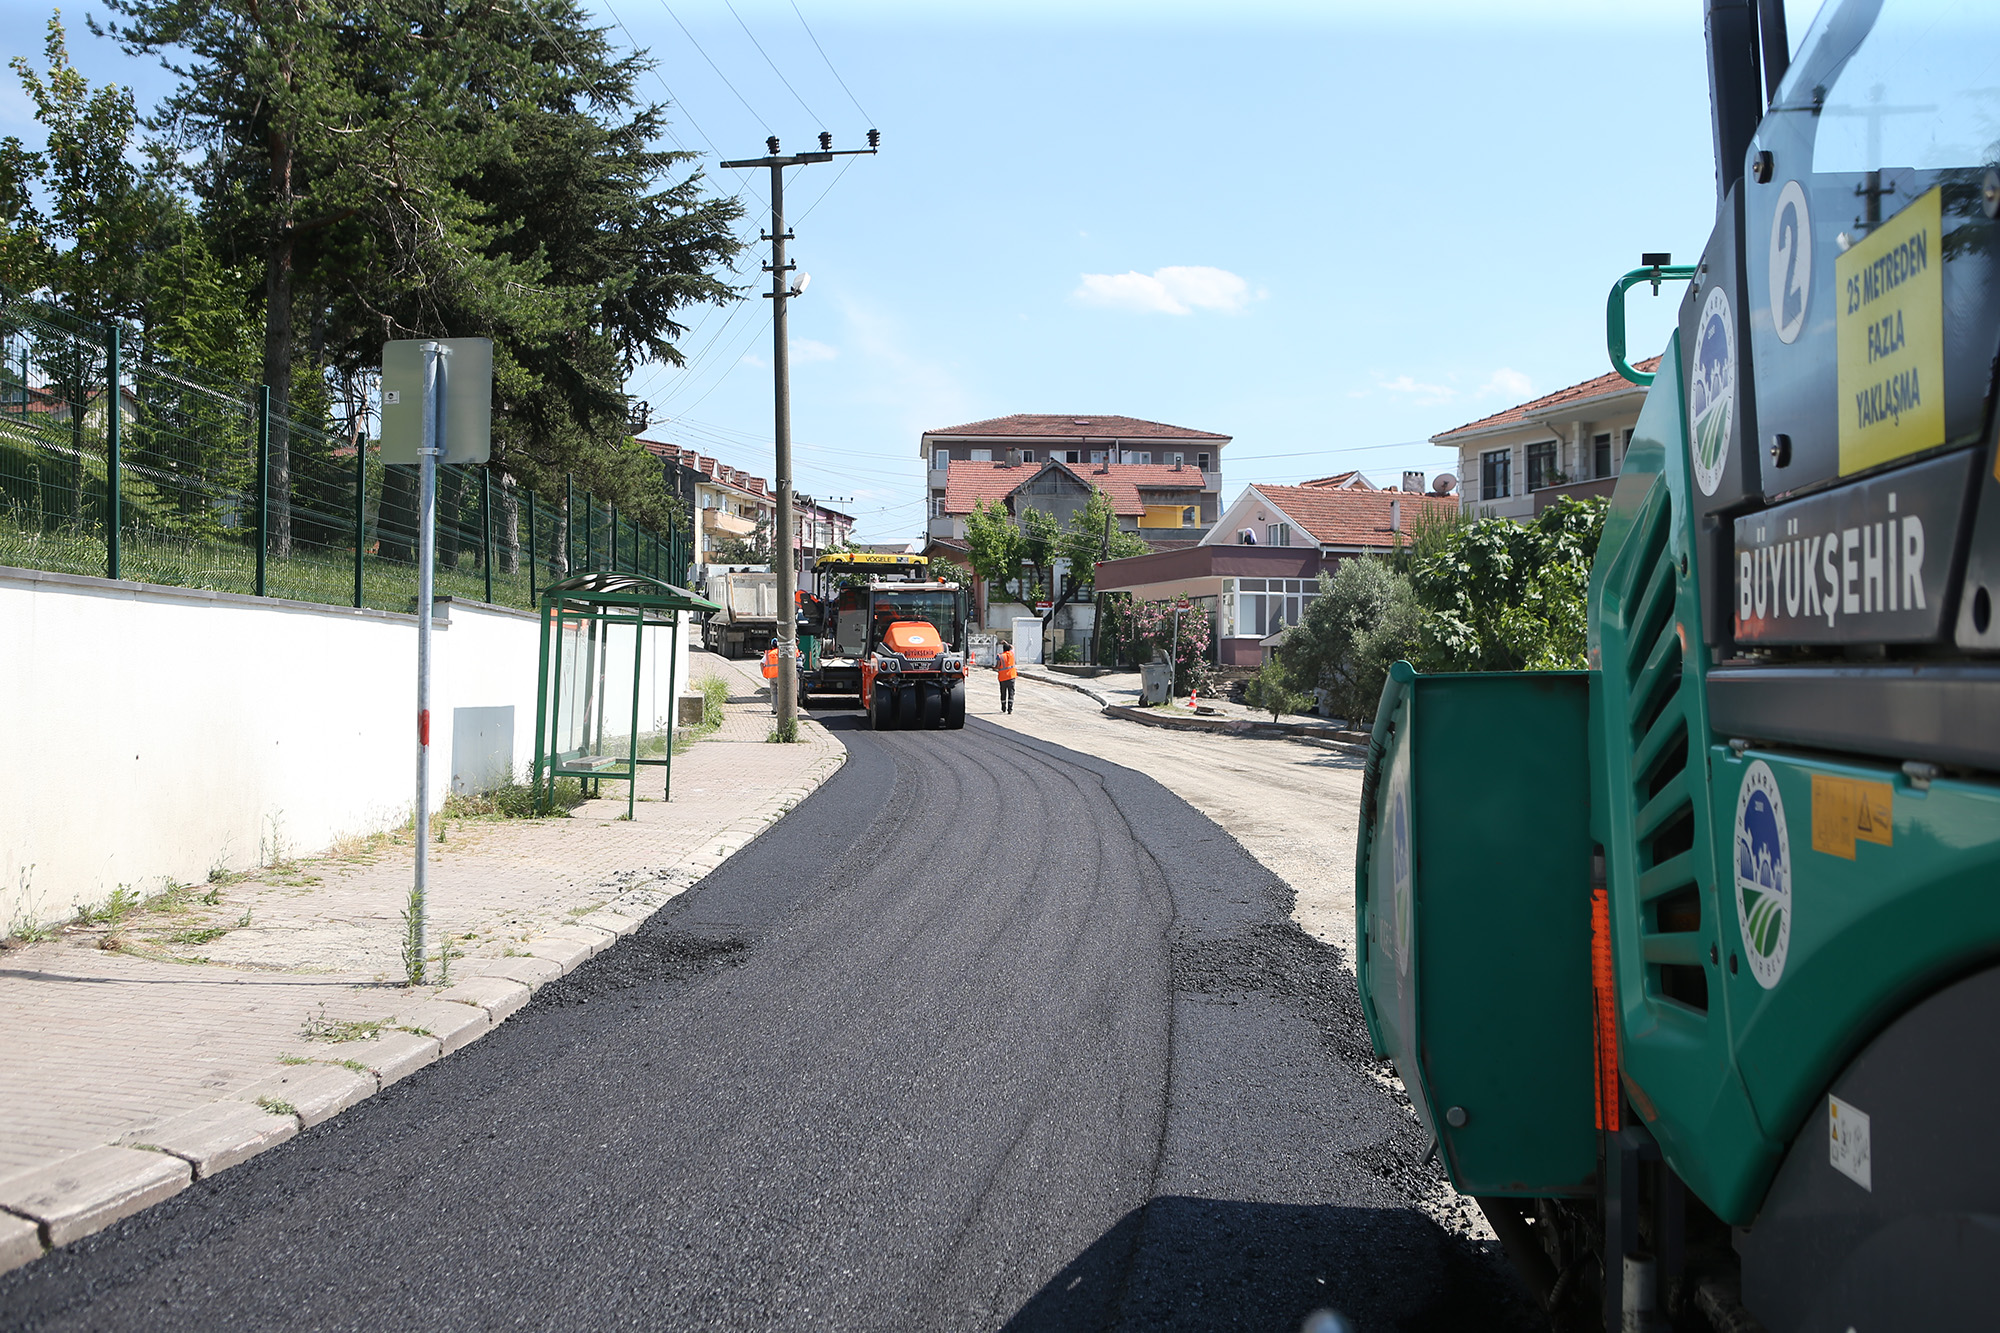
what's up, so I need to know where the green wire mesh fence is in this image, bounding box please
[0,298,692,611]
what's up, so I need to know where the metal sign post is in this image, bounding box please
[381,337,492,985]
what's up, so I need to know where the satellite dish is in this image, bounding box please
[790,271,811,297]
[1432,473,1459,495]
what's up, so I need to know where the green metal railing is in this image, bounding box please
[0,298,693,612]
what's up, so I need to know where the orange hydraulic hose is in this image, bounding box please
[1591,885,1620,1132]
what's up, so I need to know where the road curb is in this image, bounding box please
[0,715,848,1277]
[1100,703,1369,751]
[1014,667,1117,706]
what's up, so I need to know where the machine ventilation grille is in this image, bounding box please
[1620,491,1709,1015]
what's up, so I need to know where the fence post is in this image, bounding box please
[585,492,595,571]
[353,435,366,608]
[255,385,270,597]
[526,488,538,605]
[609,503,619,572]
[105,323,121,581]
[481,466,494,604]
[565,473,575,573]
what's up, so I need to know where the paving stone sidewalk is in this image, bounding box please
[0,650,840,1274]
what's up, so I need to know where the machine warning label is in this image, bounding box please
[1829,1094,1872,1192]
[1734,761,1792,990]
[1689,285,1736,497]
[1838,187,1943,475]
[1811,773,1894,860]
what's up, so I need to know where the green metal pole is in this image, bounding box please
[353,436,366,608]
[626,609,644,820]
[586,493,595,572]
[532,599,554,811]
[255,385,270,597]
[105,323,121,581]
[664,612,679,801]
[526,488,538,606]
[482,467,494,605]
[609,504,619,572]
[565,473,575,573]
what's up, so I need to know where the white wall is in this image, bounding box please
[0,566,692,930]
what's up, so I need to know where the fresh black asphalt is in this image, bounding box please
[0,716,1542,1332]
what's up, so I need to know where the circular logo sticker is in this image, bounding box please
[1390,779,1413,977]
[1768,180,1811,345]
[1733,760,1792,989]
[1689,285,1736,497]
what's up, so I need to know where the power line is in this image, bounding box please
[787,0,872,124]
[654,0,773,132]
[723,0,823,126]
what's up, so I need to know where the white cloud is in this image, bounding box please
[1480,368,1533,398]
[1376,374,1457,406]
[1072,265,1252,316]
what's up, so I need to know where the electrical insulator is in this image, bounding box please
[867,128,880,149]
[766,136,780,156]
[818,131,832,151]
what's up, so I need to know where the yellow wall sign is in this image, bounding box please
[1837,188,1944,475]
[1810,773,1894,860]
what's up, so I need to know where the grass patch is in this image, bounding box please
[278,1053,312,1066]
[168,926,229,945]
[442,775,588,821]
[254,1097,298,1118]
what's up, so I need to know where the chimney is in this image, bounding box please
[1391,498,1402,533]
[1403,470,1426,494]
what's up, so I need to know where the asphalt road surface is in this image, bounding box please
[0,717,1541,1332]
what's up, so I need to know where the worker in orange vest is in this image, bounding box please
[761,638,781,713]
[996,642,1017,714]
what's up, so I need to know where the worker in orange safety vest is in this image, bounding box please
[761,639,781,712]
[996,642,1016,714]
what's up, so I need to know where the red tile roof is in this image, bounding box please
[1250,484,1459,549]
[638,439,775,501]
[925,413,1229,442]
[1298,470,1377,490]
[942,460,1214,517]
[1432,358,1659,441]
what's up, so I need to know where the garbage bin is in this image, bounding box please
[1140,660,1174,706]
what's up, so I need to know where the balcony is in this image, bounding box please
[1531,475,1618,514]
[701,507,757,537]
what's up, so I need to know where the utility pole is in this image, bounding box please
[723,131,876,738]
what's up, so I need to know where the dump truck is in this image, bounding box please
[1355,2,2000,1329]
[799,553,968,729]
[699,568,779,659]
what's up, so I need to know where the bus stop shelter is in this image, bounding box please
[532,572,719,818]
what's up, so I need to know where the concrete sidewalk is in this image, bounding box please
[0,649,841,1274]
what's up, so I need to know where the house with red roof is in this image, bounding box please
[1430,357,1659,521]
[921,414,1229,543]
[639,439,852,571]
[1092,479,1457,668]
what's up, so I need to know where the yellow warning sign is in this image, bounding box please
[1837,188,1944,475]
[1811,773,1894,860]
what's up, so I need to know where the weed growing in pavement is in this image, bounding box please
[5,867,55,945]
[76,885,141,926]
[255,1098,298,1117]
[301,1004,388,1044]
[278,1053,311,1066]
[767,717,799,744]
[237,907,252,928]
[442,775,586,821]
[168,926,228,946]
[396,1024,435,1038]
[333,1059,367,1074]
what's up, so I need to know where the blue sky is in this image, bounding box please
[1,0,1826,542]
